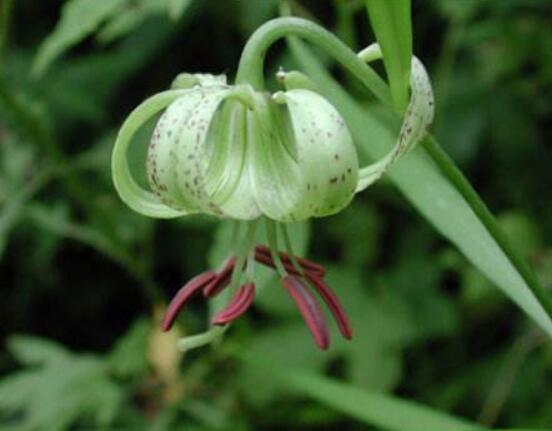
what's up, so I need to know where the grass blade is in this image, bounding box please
[241,352,483,431]
[365,0,412,112]
[31,0,126,76]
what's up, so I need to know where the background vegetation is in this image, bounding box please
[1,0,551,429]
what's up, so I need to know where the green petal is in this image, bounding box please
[111,90,190,219]
[284,89,359,218]
[173,87,245,216]
[356,44,434,191]
[249,90,358,222]
[147,90,213,212]
[148,85,263,219]
[249,92,303,222]
[202,100,261,220]
[171,73,227,89]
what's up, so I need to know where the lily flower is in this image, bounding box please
[111,42,433,351]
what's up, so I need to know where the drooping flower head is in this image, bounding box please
[111,37,433,351]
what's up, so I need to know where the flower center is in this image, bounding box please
[161,217,352,351]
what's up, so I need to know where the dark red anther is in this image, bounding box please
[305,272,352,340]
[254,250,302,276]
[281,275,330,350]
[162,271,216,332]
[256,245,326,277]
[212,282,256,326]
[203,257,236,297]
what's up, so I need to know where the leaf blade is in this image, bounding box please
[365,0,412,112]
[31,0,126,76]
[240,352,483,431]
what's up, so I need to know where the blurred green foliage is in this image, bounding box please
[0,0,551,430]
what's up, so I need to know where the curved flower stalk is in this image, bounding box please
[111,19,434,352]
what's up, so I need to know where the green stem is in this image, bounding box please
[235,17,391,107]
[246,248,255,282]
[178,326,226,352]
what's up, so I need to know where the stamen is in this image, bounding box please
[265,219,288,277]
[226,220,260,295]
[281,275,330,350]
[256,245,326,277]
[305,272,353,340]
[246,247,256,281]
[162,271,216,331]
[203,257,236,297]
[212,282,256,325]
[279,223,305,276]
[254,249,302,276]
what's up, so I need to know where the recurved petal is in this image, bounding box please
[147,84,262,220]
[281,89,359,219]
[249,90,358,222]
[175,85,263,219]
[147,86,230,213]
[248,92,304,222]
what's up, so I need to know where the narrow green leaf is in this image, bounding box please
[96,7,151,44]
[240,352,482,431]
[365,0,412,112]
[31,0,126,76]
[7,336,69,366]
[26,203,135,270]
[97,0,186,43]
[0,167,52,259]
[286,38,552,337]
